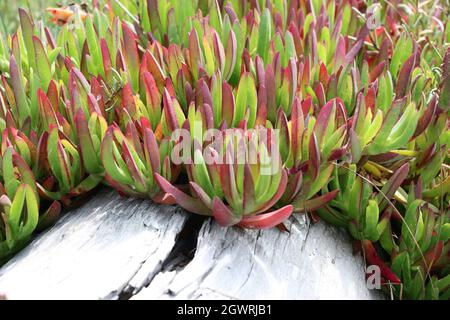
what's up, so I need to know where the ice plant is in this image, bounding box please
[37,126,102,204]
[0,147,61,262]
[0,0,447,300]
[319,163,449,299]
[100,118,179,203]
[155,126,293,228]
[275,98,347,212]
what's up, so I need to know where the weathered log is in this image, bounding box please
[133,215,383,300]
[0,190,189,300]
[0,190,383,300]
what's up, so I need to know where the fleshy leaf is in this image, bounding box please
[238,205,293,229]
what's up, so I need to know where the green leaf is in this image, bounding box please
[188,29,202,81]
[122,22,140,92]
[364,200,380,241]
[76,111,103,174]
[439,224,450,242]
[337,68,354,113]
[256,8,271,64]
[379,221,395,253]
[2,148,20,198]
[202,36,215,76]
[101,129,133,185]
[234,73,257,128]
[192,149,215,198]
[348,177,371,222]
[390,34,413,80]
[401,199,424,252]
[18,8,35,71]
[341,5,351,35]
[376,72,394,113]
[438,48,450,110]
[385,102,419,149]
[32,36,52,91]
[366,99,403,154]
[19,184,39,238]
[8,184,26,236]
[9,55,30,127]
[306,165,335,199]
[85,15,105,78]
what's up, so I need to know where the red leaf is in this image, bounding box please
[122,22,140,91]
[100,39,112,79]
[212,197,241,227]
[189,181,212,208]
[154,173,210,215]
[362,240,401,284]
[377,163,410,211]
[238,205,293,229]
[121,82,137,116]
[38,88,58,129]
[314,99,335,145]
[395,52,418,98]
[265,64,277,122]
[345,26,369,65]
[369,61,386,83]
[121,140,146,189]
[142,50,165,88]
[290,97,303,159]
[294,190,339,212]
[143,127,160,173]
[221,82,235,127]
[162,88,179,132]
[308,132,320,180]
[413,95,437,138]
[243,164,255,213]
[255,84,267,126]
[37,200,62,231]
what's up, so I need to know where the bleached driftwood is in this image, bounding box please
[0,190,189,300]
[133,215,382,300]
[0,190,383,300]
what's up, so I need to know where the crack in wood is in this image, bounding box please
[160,215,206,272]
[115,215,207,300]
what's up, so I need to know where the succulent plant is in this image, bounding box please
[275,97,347,212]
[100,118,179,203]
[0,0,447,299]
[155,125,293,229]
[0,147,61,262]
